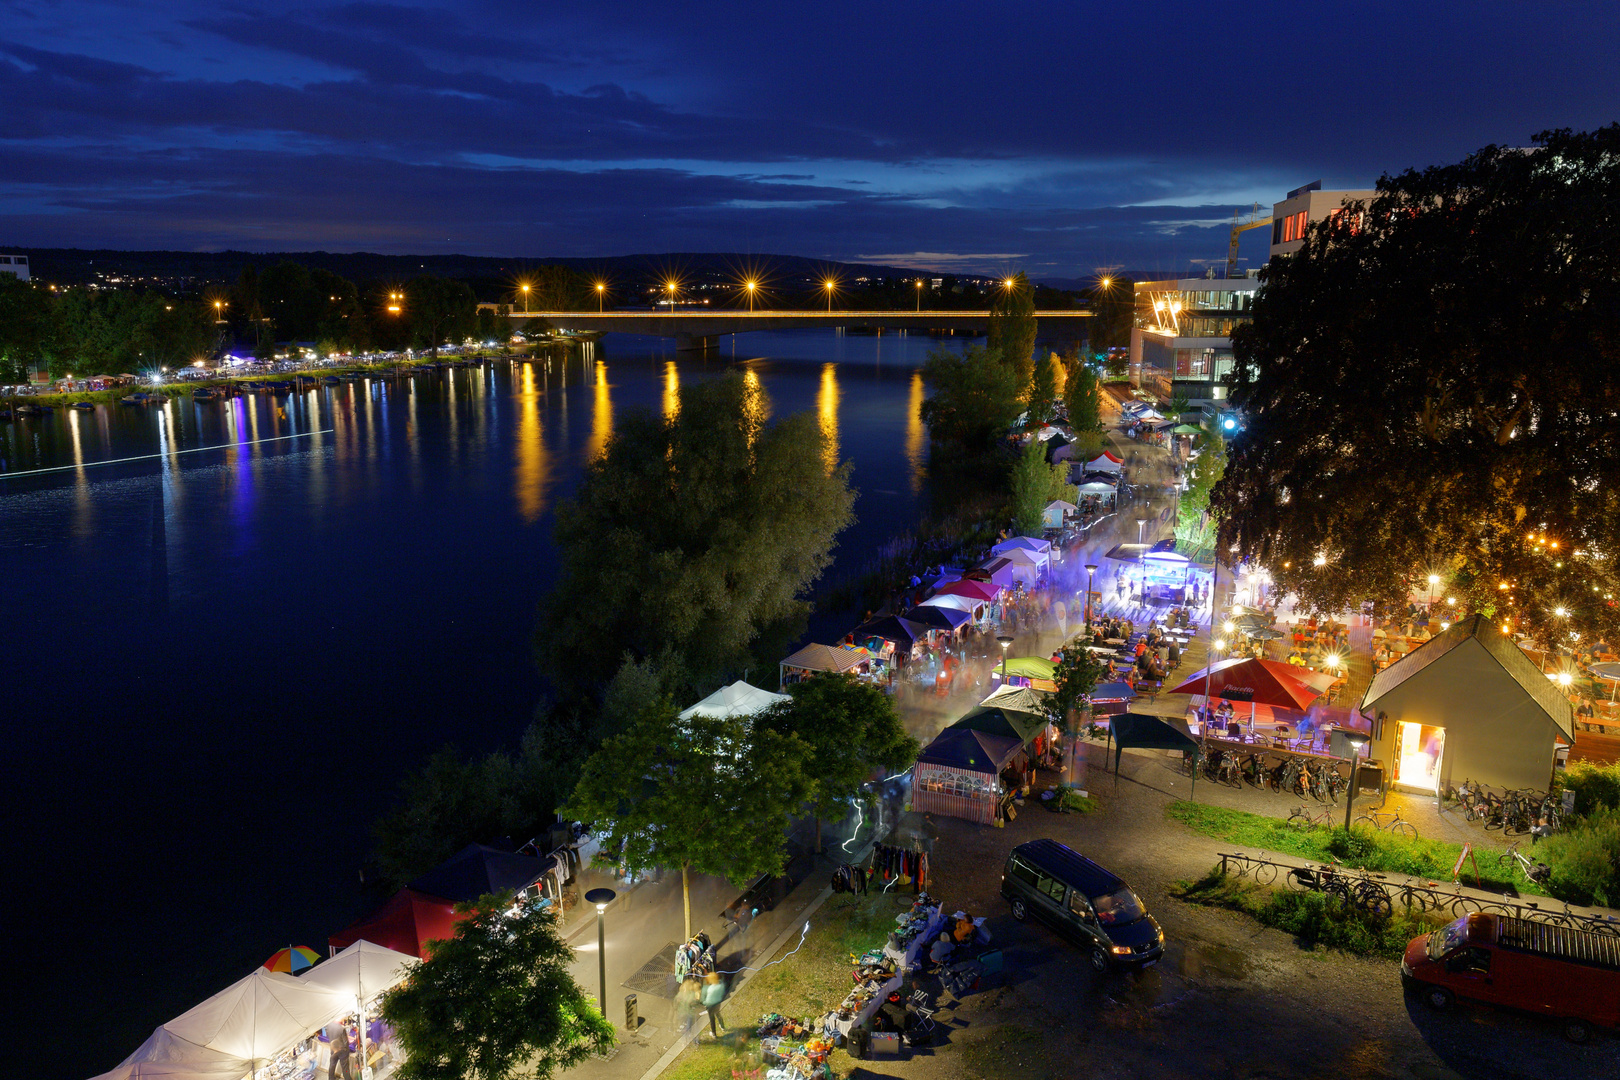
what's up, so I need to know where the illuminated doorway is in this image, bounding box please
[1396,722,1445,792]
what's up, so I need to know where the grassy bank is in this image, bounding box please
[1164,800,1537,896]
[664,891,918,1080]
[1173,865,1449,959]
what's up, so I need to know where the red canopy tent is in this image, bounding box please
[1166,657,1326,734]
[933,579,999,604]
[328,888,469,959]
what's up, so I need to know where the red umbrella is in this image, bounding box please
[934,579,999,603]
[1165,656,1323,711]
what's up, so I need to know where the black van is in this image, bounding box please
[1001,839,1164,971]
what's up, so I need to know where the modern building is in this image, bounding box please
[1269,181,1378,259]
[0,252,29,281]
[1128,274,1259,405]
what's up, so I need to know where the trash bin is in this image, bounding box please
[624,993,638,1031]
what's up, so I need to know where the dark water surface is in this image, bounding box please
[0,330,951,1080]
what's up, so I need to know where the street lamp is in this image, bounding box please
[915,279,923,312]
[744,279,757,313]
[823,279,836,312]
[1342,730,1370,832]
[584,888,617,1021]
[387,292,402,314]
[996,634,1014,679]
[666,280,679,309]
[596,282,606,312]
[521,283,530,315]
[1084,564,1098,630]
[1427,573,1440,614]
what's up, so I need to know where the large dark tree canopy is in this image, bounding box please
[1218,125,1620,647]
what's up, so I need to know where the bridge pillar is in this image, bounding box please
[675,333,720,352]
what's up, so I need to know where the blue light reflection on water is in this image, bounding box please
[0,329,961,1080]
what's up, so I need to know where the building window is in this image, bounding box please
[1294,211,1308,241]
[1272,219,1284,245]
[1282,217,1294,244]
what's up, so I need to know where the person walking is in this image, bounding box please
[326,1022,353,1080]
[700,971,728,1039]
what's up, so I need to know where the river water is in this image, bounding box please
[0,329,969,1080]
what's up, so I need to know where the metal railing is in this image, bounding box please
[1215,851,1620,937]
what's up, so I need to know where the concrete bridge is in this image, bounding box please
[507,309,1091,350]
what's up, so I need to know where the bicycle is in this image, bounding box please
[1353,804,1418,840]
[1224,851,1278,886]
[1287,803,1336,830]
[1499,840,1551,887]
[1286,858,1352,905]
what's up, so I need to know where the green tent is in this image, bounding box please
[952,705,1049,747]
[1170,423,1204,435]
[1106,711,1201,796]
[999,656,1056,680]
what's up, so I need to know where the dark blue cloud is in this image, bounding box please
[0,0,1617,273]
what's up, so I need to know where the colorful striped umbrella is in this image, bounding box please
[264,945,322,973]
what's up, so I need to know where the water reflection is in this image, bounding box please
[587,359,613,461]
[906,368,927,494]
[817,362,840,475]
[663,360,680,422]
[514,363,552,523]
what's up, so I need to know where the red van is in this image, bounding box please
[1402,913,1620,1043]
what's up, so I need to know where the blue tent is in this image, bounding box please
[407,843,558,903]
[904,605,971,633]
[916,727,1023,772]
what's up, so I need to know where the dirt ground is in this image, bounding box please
[724,743,1616,1080]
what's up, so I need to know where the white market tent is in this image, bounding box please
[917,592,980,614]
[1040,500,1077,529]
[300,940,418,1005]
[1084,454,1123,475]
[678,680,791,720]
[96,969,348,1080]
[992,536,1052,558]
[1077,480,1116,496]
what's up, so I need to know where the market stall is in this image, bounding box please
[910,728,1024,824]
[678,680,790,719]
[329,888,467,959]
[779,642,874,686]
[989,655,1058,692]
[300,942,419,1080]
[408,843,561,909]
[1041,500,1076,529]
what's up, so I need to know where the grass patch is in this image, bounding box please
[1164,800,1536,896]
[1173,865,1450,959]
[665,891,919,1079]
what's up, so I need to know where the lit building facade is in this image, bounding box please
[1269,180,1377,259]
[1128,275,1259,403]
[0,253,29,281]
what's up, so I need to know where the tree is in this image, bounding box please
[566,698,813,939]
[1009,437,1050,537]
[1063,355,1102,434]
[1165,390,1191,421]
[0,276,55,381]
[1084,278,1134,353]
[918,345,1022,452]
[1046,642,1107,787]
[406,275,477,357]
[1026,351,1059,427]
[1175,427,1225,555]
[381,892,614,1080]
[529,265,587,312]
[988,271,1037,389]
[536,373,855,699]
[757,675,919,853]
[1218,125,1620,645]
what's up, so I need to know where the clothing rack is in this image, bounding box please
[867,838,930,892]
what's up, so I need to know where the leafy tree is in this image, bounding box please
[1084,278,1134,352]
[1046,641,1107,727]
[1175,427,1225,554]
[536,373,854,699]
[372,747,526,892]
[1165,390,1191,421]
[1009,437,1050,537]
[406,275,478,357]
[1026,351,1059,427]
[1218,124,1620,645]
[1063,355,1102,436]
[381,892,614,1080]
[0,276,55,381]
[1103,352,1128,378]
[918,345,1022,452]
[566,698,813,939]
[757,675,919,852]
[528,265,587,312]
[988,271,1037,388]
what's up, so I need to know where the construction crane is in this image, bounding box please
[1227,203,1271,279]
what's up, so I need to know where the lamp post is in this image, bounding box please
[1427,573,1440,616]
[916,279,923,312]
[823,279,836,312]
[1084,563,1098,630]
[666,280,679,310]
[744,280,757,313]
[997,634,1014,679]
[1343,731,1370,832]
[584,888,616,1021]
[596,283,605,312]
[521,283,530,315]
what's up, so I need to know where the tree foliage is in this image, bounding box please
[1026,351,1059,427]
[565,697,814,934]
[1175,427,1225,554]
[1217,125,1620,645]
[1009,437,1051,537]
[381,893,614,1080]
[0,276,55,381]
[918,345,1021,452]
[1063,355,1103,437]
[536,373,854,699]
[1084,278,1134,353]
[1046,641,1107,731]
[757,674,919,827]
[988,271,1037,389]
[405,275,478,357]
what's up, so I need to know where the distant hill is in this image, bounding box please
[13,247,967,293]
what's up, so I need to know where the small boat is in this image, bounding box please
[70,401,95,411]
[193,388,221,401]
[339,372,364,381]
[18,403,48,415]
[322,376,340,385]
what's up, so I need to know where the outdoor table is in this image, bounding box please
[1104,638,1125,646]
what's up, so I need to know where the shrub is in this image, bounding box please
[1538,808,1620,906]
[1557,760,1620,815]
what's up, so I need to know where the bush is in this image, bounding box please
[1557,760,1620,815]
[1538,808,1620,906]
[1173,866,1446,959]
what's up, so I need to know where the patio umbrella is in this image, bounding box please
[1250,628,1284,641]
[264,945,321,973]
[1166,656,1324,734]
[1171,424,1204,435]
[1233,613,1270,630]
[1590,661,1620,702]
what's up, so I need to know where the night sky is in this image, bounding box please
[2,2,1618,275]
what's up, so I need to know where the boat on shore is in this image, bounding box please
[69,401,95,411]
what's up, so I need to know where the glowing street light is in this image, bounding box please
[387,291,402,314]
[520,283,530,314]
[666,280,680,309]
[743,279,758,313]
[596,282,606,312]
[1427,572,1440,613]
[915,279,924,312]
[584,888,616,1020]
[996,634,1014,678]
[823,278,836,312]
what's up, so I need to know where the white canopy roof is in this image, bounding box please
[1043,500,1077,513]
[300,940,418,1004]
[97,969,348,1080]
[1077,481,1116,495]
[993,536,1052,555]
[918,593,979,613]
[1085,454,1123,474]
[678,680,790,719]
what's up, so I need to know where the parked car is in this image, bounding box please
[1001,839,1164,971]
[1402,913,1620,1043]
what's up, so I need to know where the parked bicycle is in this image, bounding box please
[1353,804,1418,840]
[1499,840,1552,886]
[1287,803,1337,830]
